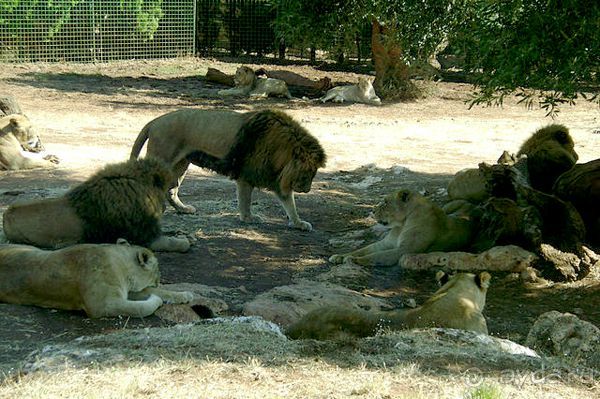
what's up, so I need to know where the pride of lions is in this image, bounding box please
[1,94,598,341]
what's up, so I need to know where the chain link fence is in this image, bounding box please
[0,0,195,62]
[0,0,369,63]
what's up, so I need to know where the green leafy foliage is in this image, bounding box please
[453,0,599,115]
[275,0,598,113]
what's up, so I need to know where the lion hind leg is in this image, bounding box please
[149,235,190,253]
[167,159,196,214]
[236,179,264,223]
[130,287,194,304]
[90,294,163,318]
[276,192,312,231]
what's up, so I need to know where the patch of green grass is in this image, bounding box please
[464,384,503,399]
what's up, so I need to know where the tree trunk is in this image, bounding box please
[371,19,418,100]
[205,68,235,87]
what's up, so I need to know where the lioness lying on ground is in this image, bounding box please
[287,271,491,340]
[329,189,476,266]
[130,109,326,231]
[0,240,194,318]
[217,65,292,99]
[320,77,381,105]
[0,113,59,170]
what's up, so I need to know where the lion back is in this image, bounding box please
[224,110,326,190]
[66,158,171,246]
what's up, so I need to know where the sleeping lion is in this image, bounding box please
[130,109,327,231]
[0,240,193,318]
[287,271,492,340]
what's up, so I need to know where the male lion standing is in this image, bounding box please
[130,109,326,231]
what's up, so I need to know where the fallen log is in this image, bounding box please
[400,245,537,272]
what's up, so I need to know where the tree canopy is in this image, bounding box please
[275,0,599,113]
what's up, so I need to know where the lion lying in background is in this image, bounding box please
[130,108,326,231]
[217,65,292,99]
[0,114,59,170]
[0,240,193,318]
[329,189,476,266]
[3,158,190,252]
[320,77,381,105]
[287,271,491,340]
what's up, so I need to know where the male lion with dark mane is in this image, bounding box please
[3,158,190,252]
[130,109,327,231]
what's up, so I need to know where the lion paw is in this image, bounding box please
[176,204,196,214]
[328,254,345,264]
[164,291,195,304]
[291,220,313,231]
[43,154,60,164]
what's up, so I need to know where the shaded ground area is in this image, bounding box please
[0,58,599,379]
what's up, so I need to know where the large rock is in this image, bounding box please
[243,280,391,327]
[154,283,234,324]
[313,261,372,289]
[525,311,600,369]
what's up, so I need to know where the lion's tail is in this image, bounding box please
[129,123,150,160]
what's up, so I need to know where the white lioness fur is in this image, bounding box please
[0,240,194,318]
[0,114,59,170]
[320,77,381,105]
[329,189,475,266]
[286,271,491,340]
[217,66,292,99]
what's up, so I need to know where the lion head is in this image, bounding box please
[278,159,319,194]
[373,189,421,227]
[1,114,44,152]
[233,66,257,88]
[431,270,491,309]
[115,239,161,292]
[403,270,491,334]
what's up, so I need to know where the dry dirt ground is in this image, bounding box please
[0,58,599,381]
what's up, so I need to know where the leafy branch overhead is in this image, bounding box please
[275,0,599,114]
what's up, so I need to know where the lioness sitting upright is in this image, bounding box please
[130,109,326,231]
[329,189,476,266]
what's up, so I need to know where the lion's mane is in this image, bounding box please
[188,109,326,192]
[66,157,172,245]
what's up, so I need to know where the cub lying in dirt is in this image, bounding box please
[0,240,193,318]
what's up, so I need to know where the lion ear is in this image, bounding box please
[116,238,130,246]
[9,117,21,127]
[397,190,410,203]
[435,270,450,286]
[475,272,492,290]
[136,250,153,269]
